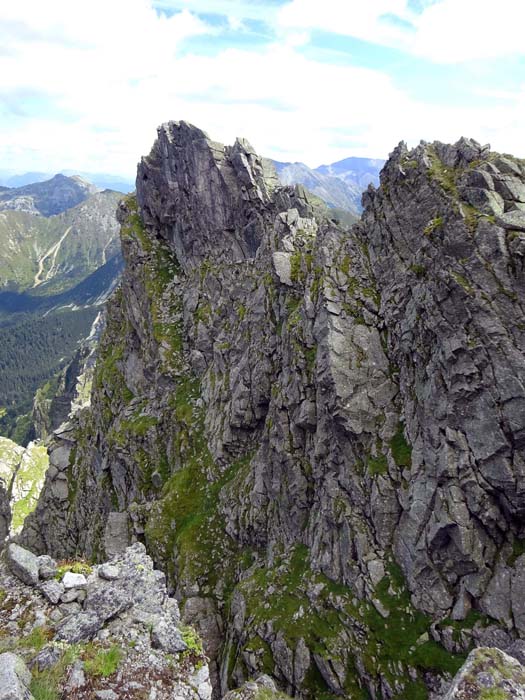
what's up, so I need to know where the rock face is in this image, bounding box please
[21,125,525,699]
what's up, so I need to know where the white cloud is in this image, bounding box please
[277,0,525,64]
[1,0,525,177]
[278,0,414,50]
[412,0,525,63]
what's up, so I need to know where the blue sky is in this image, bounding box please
[1,0,524,177]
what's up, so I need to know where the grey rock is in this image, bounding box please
[150,617,187,653]
[60,587,83,603]
[0,481,10,549]
[508,640,525,666]
[513,555,525,634]
[65,660,86,691]
[56,611,102,643]
[98,563,120,580]
[272,251,293,286]
[58,601,82,616]
[39,579,64,604]
[192,665,213,700]
[48,608,64,623]
[94,691,117,700]
[443,647,525,699]
[104,512,129,558]
[84,584,132,622]
[37,555,57,580]
[0,652,33,700]
[6,543,39,586]
[62,571,87,589]
[31,645,62,671]
[496,209,525,230]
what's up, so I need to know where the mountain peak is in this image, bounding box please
[0,173,98,217]
[137,121,280,271]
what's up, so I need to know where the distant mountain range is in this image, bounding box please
[0,178,122,295]
[0,156,384,215]
[0,170,135,194]
[273,156,384,215]
[0,173,98,217]
[0,173,124,444]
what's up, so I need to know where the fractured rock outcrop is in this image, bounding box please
[0,542,212,700]
[21,125,525,699]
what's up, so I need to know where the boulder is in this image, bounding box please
[83,584,132,622]
[56,611,101,643]
[6,543,39,586]
[40,579,64,605]
[98,563,120,581]
[0,652,33,700]
[37,555,57,580]
[443,647,525,699]
[62,571,87,589]
[150,617,187,654]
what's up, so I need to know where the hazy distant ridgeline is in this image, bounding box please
[0,169,134,195]
[273,155,384,215]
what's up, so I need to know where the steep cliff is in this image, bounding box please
[22,123,525,699]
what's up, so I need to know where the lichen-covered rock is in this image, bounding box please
[443,647,525,699]
[6,543,39,586]
[39,579,64,604]
[0,652,33,700]
[21,126,525,699]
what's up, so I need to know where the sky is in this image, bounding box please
[1,0,525,178]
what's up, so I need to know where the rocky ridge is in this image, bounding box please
[20,124,525,698]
